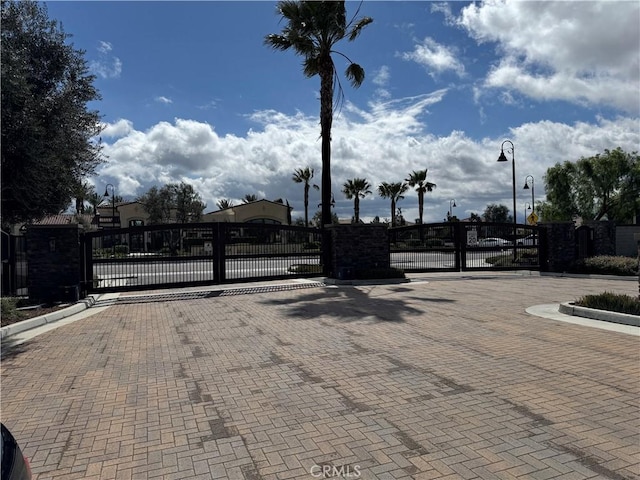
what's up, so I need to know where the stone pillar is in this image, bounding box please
[327,224,389,279]
[27,224,83,303]
[584,220,616,256]
[539,222,576,272]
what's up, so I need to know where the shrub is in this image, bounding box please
[289,264,323,274]
[576,291,640,316]
[1,297,25,324]
[571,255,638,276]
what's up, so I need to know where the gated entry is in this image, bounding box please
[389,222,544,273]
[83,222,324,293]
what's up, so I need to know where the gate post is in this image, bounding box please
[327,224,389,279]
[26,224,84,303]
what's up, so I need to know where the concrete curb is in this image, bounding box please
[559,302,639,327]
[1,295,99,340]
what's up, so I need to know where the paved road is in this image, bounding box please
[1,274,638,479]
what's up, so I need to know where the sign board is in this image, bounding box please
[467,230,478,246]
[527,212,539,225]
[204,241,213,254]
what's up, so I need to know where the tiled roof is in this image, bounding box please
[32,214,95,225]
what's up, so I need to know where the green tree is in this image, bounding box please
[378,181,408,227]
[242,194,258,204]
[266,1,372,231]
[137,182,205,224]
[541,148,639,223]
[483,203,512,223]
[292,167,319,227]
[216,199,234,210]
[342,178,371,223]
[406,169,436,224]
[73,180,95,214]
[311,208,338,228]
[1,0,103,225]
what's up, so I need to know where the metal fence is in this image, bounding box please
[83,222,324,292]
[390,222,543,273]
[1,232,28,297]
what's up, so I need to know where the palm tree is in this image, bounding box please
[73,180,94,214]
[378,181,408,227]
[242,194,258,204]
[266,1,373,230]
[217,199,234,210]
[342,178,371,223]
[406,169,436,224]
[292,167,319,227]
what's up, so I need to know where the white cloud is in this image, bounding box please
[399,37,465,78]
[155,96,173,104]
[456,0,640,111]
[90,40,122,79]
[100,119,133,138]
[372,66,390,87]
[92,96,639,224]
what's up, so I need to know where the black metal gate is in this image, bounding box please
[1,231,28,296]
[82,222,325,293]
[390,222,544,273]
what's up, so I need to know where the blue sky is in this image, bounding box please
[46,0,640,223]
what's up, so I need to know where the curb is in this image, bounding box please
[558,302,639,327]
[0,295,99,340]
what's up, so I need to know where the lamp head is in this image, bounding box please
[104,187,110,197]
[523,181,530,190]
[497,150,508,162]
[452,200,457,207]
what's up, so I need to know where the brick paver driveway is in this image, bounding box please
[1,275,638,480]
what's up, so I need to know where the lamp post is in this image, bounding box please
[449,199,457,219]
[523,175,535,213]
[497,140,517,262]
[104,183,116,256]
[524,203,531,224]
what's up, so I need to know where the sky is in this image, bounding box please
[45,0,640,224]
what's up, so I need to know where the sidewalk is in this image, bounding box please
[1,273,638,479]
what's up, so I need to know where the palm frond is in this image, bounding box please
[345,63,365,88]
[348,16,373,41]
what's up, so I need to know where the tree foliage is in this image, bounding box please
[342,177,371,224]
[378,181,408,227]
[483,203,512,223]
[266,1,372,230]
[137,182,206,225]
[292,166,318,227]
[406,169,436,224]
[540,148,639,223]
[1,0,103,225]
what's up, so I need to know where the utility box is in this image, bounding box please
[60,284,80,303]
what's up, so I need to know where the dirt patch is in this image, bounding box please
[1,305,70,327]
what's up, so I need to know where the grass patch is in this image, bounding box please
[575,291,640,316]
[570,255,638,276]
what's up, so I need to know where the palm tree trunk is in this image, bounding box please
[418,190,424,224]
[391,199,396,227]
[319,56,333,229]
[355,197,360,223]
[304,183,309,227]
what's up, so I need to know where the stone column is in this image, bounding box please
[539,222,576,273]
[327,224,389,279]
[635,233,640,300]
[27,224,83,303]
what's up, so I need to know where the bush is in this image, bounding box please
[1,297,25,324]
[571,255,638,276]
[576,291,640,316]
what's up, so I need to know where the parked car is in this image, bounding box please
[1,424,31,480]
[477,237,511,247]
[517,234,537,246]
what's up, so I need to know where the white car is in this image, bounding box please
[477,237,511,247]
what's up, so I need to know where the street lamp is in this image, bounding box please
[524,203,531,223]
[104,183,116,256]
[523,175,535,213]
[449,199,457,219]
[497,140,517,262]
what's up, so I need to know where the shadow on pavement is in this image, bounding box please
[260,285,455,324]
